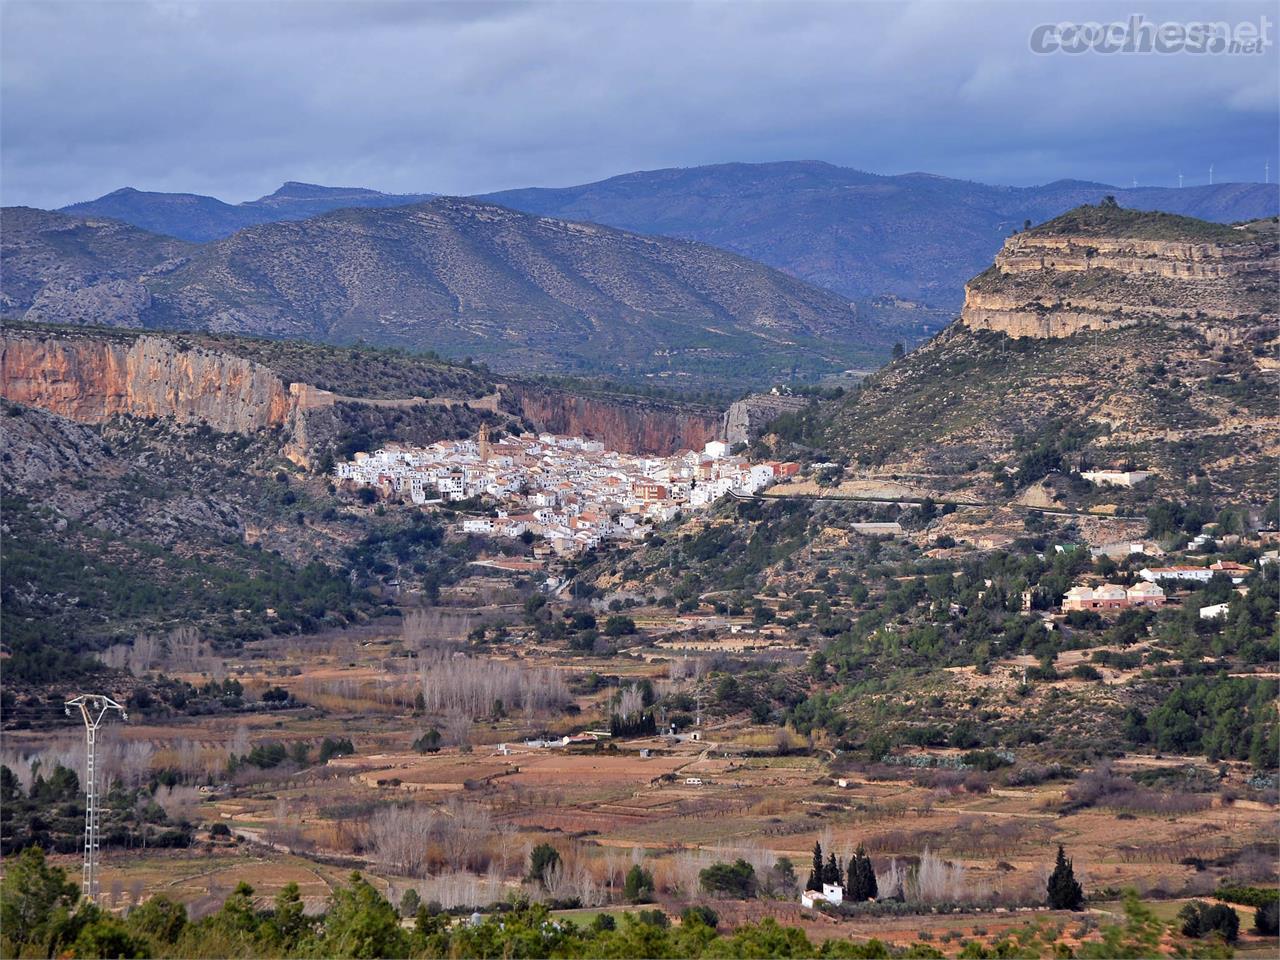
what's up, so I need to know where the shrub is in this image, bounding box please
[682,905,719,929]
[1254,900,1279,936]
[1178,901,1239,941]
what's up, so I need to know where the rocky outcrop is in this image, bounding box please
[502,383,722,456]
[0,331,296,432]
[994,234,1273,279]
[961,211,1278,341]
[722,393,811,446]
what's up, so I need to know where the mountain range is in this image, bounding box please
[60,181,435,243]
[53,162,1279,309]
[2,198,869,385]
[485,162,1280,305]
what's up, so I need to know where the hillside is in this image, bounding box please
[4,199,872,385]
[59,181,435,242]
[759,207,1280,511]
[484,161,1280,307]
[0,207,192,323]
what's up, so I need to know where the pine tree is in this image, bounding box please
[806,841,823,891]
[1046,845,1084,910]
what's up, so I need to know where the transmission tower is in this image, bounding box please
[64,694,128,903]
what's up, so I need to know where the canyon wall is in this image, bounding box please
[502,383,722,456]
[961,229,1278,342]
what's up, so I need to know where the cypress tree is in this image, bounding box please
[806,841,823,891]
[1046,845,1084,910]
[847,845,878,901]
[823,853,841,886]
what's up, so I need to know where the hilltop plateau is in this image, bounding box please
[753,206,1279,512]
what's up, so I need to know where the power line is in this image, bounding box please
[64,694,128,904]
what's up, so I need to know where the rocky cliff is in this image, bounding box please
[1,330,296,433]
[1,327,727,463]
[960,206,1278,342]
[502,383,722,456]
[722,393,811,445]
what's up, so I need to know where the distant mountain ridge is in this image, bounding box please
[51,162,1278,311]
[483,161,1280,306]
[2,198,872,385]
[60,181,436,242]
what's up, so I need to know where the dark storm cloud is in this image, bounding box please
[2,0,1275,208]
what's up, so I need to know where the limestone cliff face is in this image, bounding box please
[0,330,727,463]
[722,394,811,446]
[961,221,1278,342]
[503,383,722,456]
[0,332,296,433]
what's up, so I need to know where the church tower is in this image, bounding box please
[478,423,491,462]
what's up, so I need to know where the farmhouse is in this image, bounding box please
[801,882,845,909]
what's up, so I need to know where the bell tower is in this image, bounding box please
[478,423,491,462]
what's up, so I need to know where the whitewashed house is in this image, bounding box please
[801,883,845,909]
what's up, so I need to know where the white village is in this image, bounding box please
[334,425,799,556]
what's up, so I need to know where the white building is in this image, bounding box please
[801,883,845,909]
[1139,566,1214,584]
[1081,470,1151,488]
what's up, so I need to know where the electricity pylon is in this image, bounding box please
[64,694,128,903]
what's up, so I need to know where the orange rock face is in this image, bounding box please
[505,383,721,456]
[0,332,296,433]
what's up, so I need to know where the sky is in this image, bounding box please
[2,0,1277,208]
